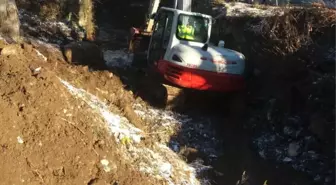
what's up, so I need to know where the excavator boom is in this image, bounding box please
[145,0,192,32]
[129,0,192,53]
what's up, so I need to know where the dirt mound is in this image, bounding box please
[0,42,160,184]
[251,7,335,57]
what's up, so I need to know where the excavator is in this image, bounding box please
[128,0,246,92]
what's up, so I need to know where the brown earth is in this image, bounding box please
[0,30,328,185]
[0,41,162,185]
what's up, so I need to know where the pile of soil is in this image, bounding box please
[0,41,159,184]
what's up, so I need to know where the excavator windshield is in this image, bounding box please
[176,14,209,43]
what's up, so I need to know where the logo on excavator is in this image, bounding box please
[201,56,237,65]
[212,57,236,65]
[212,57,226,64]
[186,63,198,68]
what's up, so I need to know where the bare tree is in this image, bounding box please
[0,0,20,43]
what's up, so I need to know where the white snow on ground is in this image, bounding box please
[133,103,191,145]
[133,103,218,184]
[59,78,202,185]
[133,103,192,125]
[104,50,134,68]
[133,103,222,157]
[19,9,72,35]
[26,37,61,51]
[60,79,143,143]
[215,1,335,19]
[214,2,285,18]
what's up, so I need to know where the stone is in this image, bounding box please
[21,43,33,52]
[0,44,20,56]
[288,142,300,157]
[179,147,199,162]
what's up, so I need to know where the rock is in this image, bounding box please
[31,67,42,76]
[63,41,105,68]
[179,147,199,162]
[288,142,300,157]
[100,159,111,172]
[17,136,24,144]
[21,43,33,52]
[283,157,293,162]
[0,44,21,56]
[52,167,65,176]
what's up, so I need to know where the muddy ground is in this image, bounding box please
[0,41,166,185]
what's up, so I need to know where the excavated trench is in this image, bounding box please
[92,1,322,185]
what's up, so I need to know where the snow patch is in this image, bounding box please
[215,2,284,18]
[19,9,81,45]
[60,79,143,143]
[133,103,221,159]
[59,79,201,185]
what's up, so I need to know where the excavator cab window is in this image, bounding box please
[176,14,209,43]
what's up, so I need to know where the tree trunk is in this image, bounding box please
[0,0,20,43]
[78,0,95,41]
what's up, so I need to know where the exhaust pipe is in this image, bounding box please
[174,0,178,9]
[175,0,192,12]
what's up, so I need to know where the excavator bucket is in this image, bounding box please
[128,27,151,67]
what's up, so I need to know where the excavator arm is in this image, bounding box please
[145,0,192,31]
[128,0,192,64]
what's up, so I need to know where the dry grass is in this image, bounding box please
[254,7,336,56]
[38,2,61,21]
